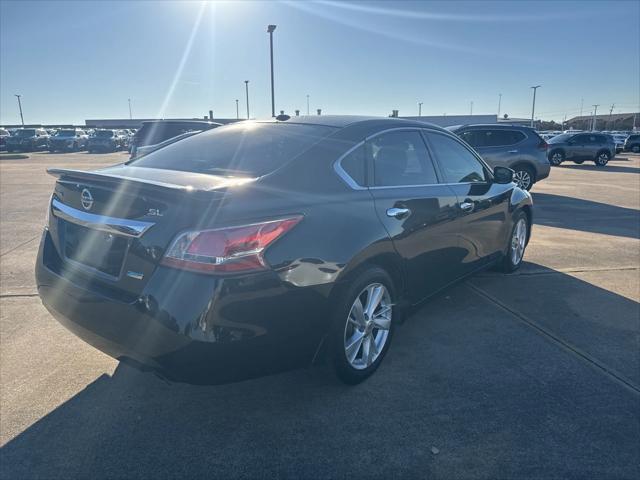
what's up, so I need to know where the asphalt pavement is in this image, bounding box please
[1,150,639,479]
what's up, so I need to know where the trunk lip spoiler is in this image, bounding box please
[46,168,256,192]
[51,198,154,238]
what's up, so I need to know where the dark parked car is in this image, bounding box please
[447,124,550,191]
[48,128,89,152]
[130,120,220,159]
[0,128,9,151]
[6,128,49,152]
[87,129,128,152]
[547,132,616,166]
[624,134,640,153]
[36,116,532,385]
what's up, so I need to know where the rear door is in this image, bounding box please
[366,129,462,302]
[568,134,590,160]
[424,131,513,273]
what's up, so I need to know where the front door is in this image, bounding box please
[424,131,512,274]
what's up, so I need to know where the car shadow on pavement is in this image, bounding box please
[532,192,640,239]
[558,164,640,173]
[1,264,639,479]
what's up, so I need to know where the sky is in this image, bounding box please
[1,0,638,125]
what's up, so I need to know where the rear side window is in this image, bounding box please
[461,129,525,147]
[130,122,336,176]
[340,144,366,186]
[426,132,487,183]
[368,130,438,187]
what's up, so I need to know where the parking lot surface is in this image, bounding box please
[1,151,639,479]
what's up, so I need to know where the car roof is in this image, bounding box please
[454,124,536,131]
[256,115,445,131]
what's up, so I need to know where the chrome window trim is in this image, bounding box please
[333,126,495,191]
[51,198,154,238]
[333,142,367,190]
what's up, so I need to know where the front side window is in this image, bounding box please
[368,130,438,187]
[426,132,487,183]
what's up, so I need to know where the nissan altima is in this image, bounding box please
[36,116,532,384]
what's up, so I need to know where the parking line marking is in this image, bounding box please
[0,235,39,258]
[466,281,640,396]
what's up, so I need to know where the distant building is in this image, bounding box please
[566,112,638,131]
[400,114,497,127]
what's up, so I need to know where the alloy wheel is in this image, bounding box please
[513,170,532,190]
[343,283,392,370]
[550,153,563,165]
[510,218,527,266]
[596,153,609,165]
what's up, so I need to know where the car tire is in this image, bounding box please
[329,266,397,385]
[631,145,640,153]
[500,211,528,273]
[513,165,535,191]
[573,159,584,164]
[549,150,564,166]
[595,150,610,167]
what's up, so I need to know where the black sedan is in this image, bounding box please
[36,116,532,384]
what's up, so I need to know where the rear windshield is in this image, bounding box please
[16,129,36,137]
[94,130,114,137]
[136,123,213,146]
[548,133,574,143]
[129,122,336,176]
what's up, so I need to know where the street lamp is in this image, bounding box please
[235,99,239,120]
[530,85,541,128]
[592,104,599,131]
[497,93,502,117]
[128,98,132,120]
[418,102,423,117]
[267,24,277,118]
[14,94,24,126]
[244,80,250,119]
[306,94,310,115]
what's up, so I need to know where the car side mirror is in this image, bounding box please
[493,166,514,184]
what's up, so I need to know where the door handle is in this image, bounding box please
[508,150,518,153]
[386,207,410,219]
[460,201,474,213]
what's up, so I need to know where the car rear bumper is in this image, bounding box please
[35,230,331,384]
[534,161,551,181]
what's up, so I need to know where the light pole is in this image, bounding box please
[244,80,250,119]
[530,85,541,128]
[306,94,310,115]
[235,99,239,120]
[470,101,473,115]
[128,98,132,120]
[592,104,599,131]
[267,24,277,117]
[497,93,502,117]
[418,102,423,117]
[608,103,615,129]
[14,94,24,126]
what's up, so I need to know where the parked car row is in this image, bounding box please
[1,128,134,153]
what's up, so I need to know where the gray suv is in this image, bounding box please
[547,132,615,167]
[448,124,550,190]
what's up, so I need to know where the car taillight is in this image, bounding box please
[161,216,303,274]
[538,139,548,151]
